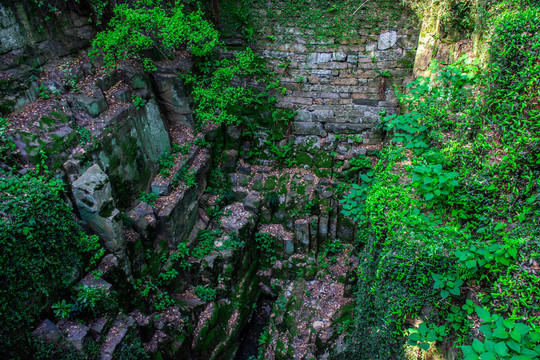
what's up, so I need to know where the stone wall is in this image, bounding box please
[253,15,419,154]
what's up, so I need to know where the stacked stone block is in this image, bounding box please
[255,22,419,153]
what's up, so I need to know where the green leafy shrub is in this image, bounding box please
[0,174,103,355]
[455,242,518,279]
[91,0,219,69]
[183,48,280,127]
[132,95,145,109]
[171,166,197,189]
[349,155,371,172]
[112,334,150,360]
[193,229,223,258]
[383,112,429,154]
[52,285,117,320]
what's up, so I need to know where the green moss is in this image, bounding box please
[295,151,313,167]
[50,131,77,153]
[18,130,35,144]
[333,302,354,325]
[304,265,317,280]
[264,176,278,191]
[398,50,416,67]
[50,111,69,123]
[314,168,331,178]
[284,313,298,337]
[313,151,333,168]
[252,177,264,191]
[99,201,115,218]
[39,117,56,129]
[224,264,234,278]
[0,79,15,93]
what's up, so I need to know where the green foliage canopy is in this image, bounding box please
[90,0,219,69]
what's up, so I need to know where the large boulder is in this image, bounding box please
[72,164,124,252]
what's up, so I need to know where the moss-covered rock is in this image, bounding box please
[295,151,313,167]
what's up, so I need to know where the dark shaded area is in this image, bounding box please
[235,296,274,360]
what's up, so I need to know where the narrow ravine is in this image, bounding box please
[235,296,275,360]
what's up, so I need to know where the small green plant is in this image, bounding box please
[38,85,54,99]
[51,299,72,320]
[265,139,296,168]
[326,239,344,255]
[132,95,145,109]
[407,323,448,351]
[139,191,159,207]
[53,285,113,320]
[172,143,191,155]
[194,285,216,302]
[76,126,92,145]
[170,242,190,270]
[431,273,463,299]
[276,296,287,311]
[193,229,222,258]
[0,117,15,164]
[383,112,429,153]
[171,166,197,189]
[375,69,391,77]
[194,137,210,148]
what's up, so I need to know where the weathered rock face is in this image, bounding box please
[0,3,94,57]
[134,99,172,163]
[152,68,194,128]
[155,148,212,248]
[0,2,95,114]
[72,164,124,253]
